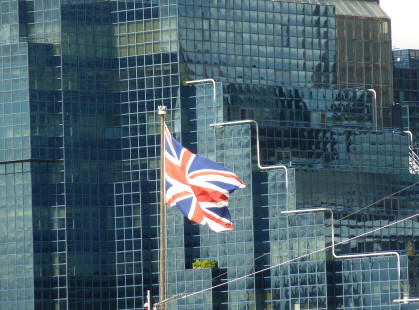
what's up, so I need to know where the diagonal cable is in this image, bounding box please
[337,181,419,221]
[177,212,419,301]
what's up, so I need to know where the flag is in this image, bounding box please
[164,124,245,232]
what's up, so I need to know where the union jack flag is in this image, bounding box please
[164,124,245,232]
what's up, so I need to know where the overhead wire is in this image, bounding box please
[158,182,419,306]
[154,253,273,306]
[175,212,419,302]
[205,181,419,289]
[197,251,271,288]
[337,181,419,221]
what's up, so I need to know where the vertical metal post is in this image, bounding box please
[367,89,377,131]
[158,106,167,310]
[147,290,151,310]
[404,130,413,147]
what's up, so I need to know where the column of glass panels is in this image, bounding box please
[113,0,180,308]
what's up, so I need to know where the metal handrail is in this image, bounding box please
[184,79,217,123]
[182,81,288,197]
[401,131,419,174]
[407,146,419,174]
[210,120,288,196]
[282,208,403,303]
[409,146,419,164]
[393,297,419,304]
[367,89,378,131]
[404,130,414,146]
[183,81,288,191]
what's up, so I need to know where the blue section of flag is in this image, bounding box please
[189,155,229,173]
[173,197,194,218]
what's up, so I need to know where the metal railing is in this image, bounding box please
[282,208,404,303]
[183,79,217,123]
[210,120,289,208]
[404,130,419,174]
[183,81,290,203]
[408,146,419,174]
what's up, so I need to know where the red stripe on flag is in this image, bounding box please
[167,191,191,206]
[191,184,228,203]
[190,199,205,224]
[189,170,244,185]
[180,149,193,171]
[165,159,188,185]
[201,208,233,230]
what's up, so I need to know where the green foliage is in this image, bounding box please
[407,241,415,256]
[192,259,218,269]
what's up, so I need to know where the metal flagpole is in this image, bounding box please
[158,105,167,310]
[146,290,151,310]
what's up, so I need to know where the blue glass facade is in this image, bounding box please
[0,1,418,310]
[393,49,419,148]
[392,49,419,302]
[112,1,180,309]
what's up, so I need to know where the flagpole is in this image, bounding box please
[158,105,167,310]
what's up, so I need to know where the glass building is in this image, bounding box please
[393,49,419,149]
[0,0,417,310]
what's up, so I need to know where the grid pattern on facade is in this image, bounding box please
[0,1,418,310]
[0,43,29,162]
[335,14,392,126]
[0,162,34,310]
[178,0,337,88]
[334,257,405,310]
[393,50,419,149]
[113,1,180,309]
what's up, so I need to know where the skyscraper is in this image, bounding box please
[0,0,417,310]
[393,49,419,148]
